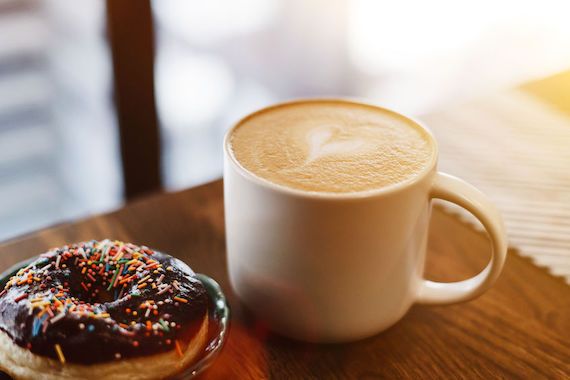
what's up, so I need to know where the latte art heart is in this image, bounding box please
[306,126,366,163]
[229,101,434,193]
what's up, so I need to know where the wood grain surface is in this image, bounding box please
[0,180,568,379]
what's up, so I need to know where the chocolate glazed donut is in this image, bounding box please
[0,240,209,380]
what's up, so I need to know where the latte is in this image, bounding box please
[228,100,435,193]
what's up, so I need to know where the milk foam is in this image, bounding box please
[229,101,434,193]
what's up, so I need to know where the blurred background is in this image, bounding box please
[1,0,570,241]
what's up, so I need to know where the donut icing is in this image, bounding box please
[0,240,208,365]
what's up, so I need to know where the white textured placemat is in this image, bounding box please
[422,90,570,284]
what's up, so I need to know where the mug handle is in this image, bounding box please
[416,172,508,304]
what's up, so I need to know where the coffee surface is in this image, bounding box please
[229,101,434,193]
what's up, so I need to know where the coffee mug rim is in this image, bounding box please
[224,98,439,200]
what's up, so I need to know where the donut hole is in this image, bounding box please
[64,273,124,305]
[86,287,116,304]
[79,284,115,305]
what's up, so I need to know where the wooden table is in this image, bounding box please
[0,181,568,379]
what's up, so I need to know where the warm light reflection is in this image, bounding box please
[348,0,570,75]
[348,0,570,113]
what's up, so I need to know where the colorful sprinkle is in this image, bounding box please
[14,294,28,302]
[54,343,66,364]
[175,340,183,357]
[173,296,188,304]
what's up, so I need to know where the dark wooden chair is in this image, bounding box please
[106,0,161,199]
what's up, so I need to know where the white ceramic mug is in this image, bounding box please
[223,100,507,343]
